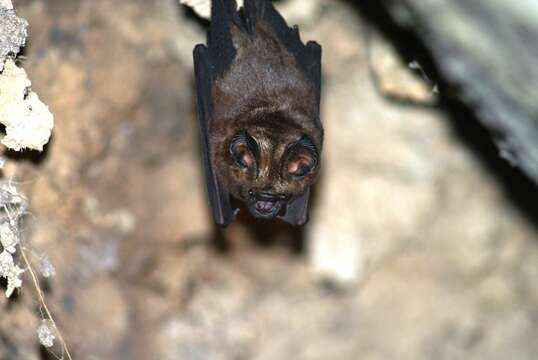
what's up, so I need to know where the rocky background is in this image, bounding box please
[1,0,538,359]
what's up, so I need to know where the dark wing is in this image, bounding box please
[193,44,237,225]
[207,0,240,77]
[193,0,242,225]
[304,41,322,116]
[278,188,311,226]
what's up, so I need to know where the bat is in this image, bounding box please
[193,0,322,226]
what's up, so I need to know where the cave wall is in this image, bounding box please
[0,0,537,359]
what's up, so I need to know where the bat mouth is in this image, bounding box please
[247,191,288,219]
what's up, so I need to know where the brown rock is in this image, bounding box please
[1,1,537,359]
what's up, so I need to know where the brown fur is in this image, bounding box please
[209,19,323,203]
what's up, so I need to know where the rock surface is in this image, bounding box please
[0,5,26,71]
[0,0,537,359]
[0,3,53,152]
[380,0,538,183]
[0,59,54,151]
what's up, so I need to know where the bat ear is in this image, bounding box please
[278,187,311,226]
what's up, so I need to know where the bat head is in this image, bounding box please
[214,116,320,220]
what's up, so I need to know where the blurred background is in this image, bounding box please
[1,0,538,359]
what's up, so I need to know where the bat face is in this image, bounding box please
[214,119,320,219]
[193,0,322,226]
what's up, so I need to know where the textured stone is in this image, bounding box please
[0,59,54,151]
[381,0,538,183]
[369,31,438,105]
[0,6,27,71]
[0,1,537,359]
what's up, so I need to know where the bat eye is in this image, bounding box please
[284,136,318,178]
[229,131,258,170]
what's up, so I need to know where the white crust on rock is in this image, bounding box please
[179,0,243,19]
[0,1,13,10]
[0,59,54,151]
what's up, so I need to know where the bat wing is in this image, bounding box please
[193,44,238,226]
[279,187,311,226]
[304,41,322,117]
